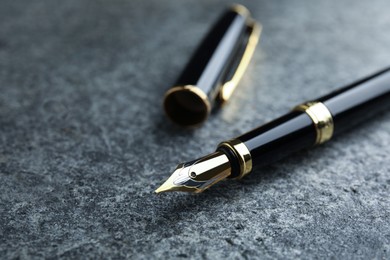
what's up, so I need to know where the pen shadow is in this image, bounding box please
[151,112,199,144]
[153,110,390,224]
[154,147,312,219]
[151,149,322,235]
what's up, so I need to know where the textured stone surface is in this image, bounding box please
[0,0,389,259]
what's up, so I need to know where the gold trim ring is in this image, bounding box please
[294,101,334,145]
[218,139,252,178]
[163,85,211,127]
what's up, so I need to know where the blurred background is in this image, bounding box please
[1,0,389,258]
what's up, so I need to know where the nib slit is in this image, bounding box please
[155,151,231,194]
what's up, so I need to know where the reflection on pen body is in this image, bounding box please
[156,67,390,193]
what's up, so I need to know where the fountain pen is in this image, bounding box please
[156,67,390,193]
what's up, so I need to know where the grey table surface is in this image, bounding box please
[1,0,390,259]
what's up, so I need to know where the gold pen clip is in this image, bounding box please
[219,20,262,103]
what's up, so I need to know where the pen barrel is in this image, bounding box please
[174,7,248,103]
[237,111,317,168]
[236,67,390,169]
[318,67,390,135]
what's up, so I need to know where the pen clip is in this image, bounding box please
[219,20,262,103]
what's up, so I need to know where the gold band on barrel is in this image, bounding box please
[294,101,334,145]
[218,139,252,178]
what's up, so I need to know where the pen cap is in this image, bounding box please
[163,5,261,127]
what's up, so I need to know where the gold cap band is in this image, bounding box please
[163,85,211,127]
[294,101,334,145]
[218,139,252,178]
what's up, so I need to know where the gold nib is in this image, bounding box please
[155,151,231,193]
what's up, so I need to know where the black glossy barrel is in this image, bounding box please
[319,67,390,135]
[237,67,390,167]
[238,111,316,168]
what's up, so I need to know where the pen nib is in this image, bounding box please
[155,167,200,193]
[155,151,232,193]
